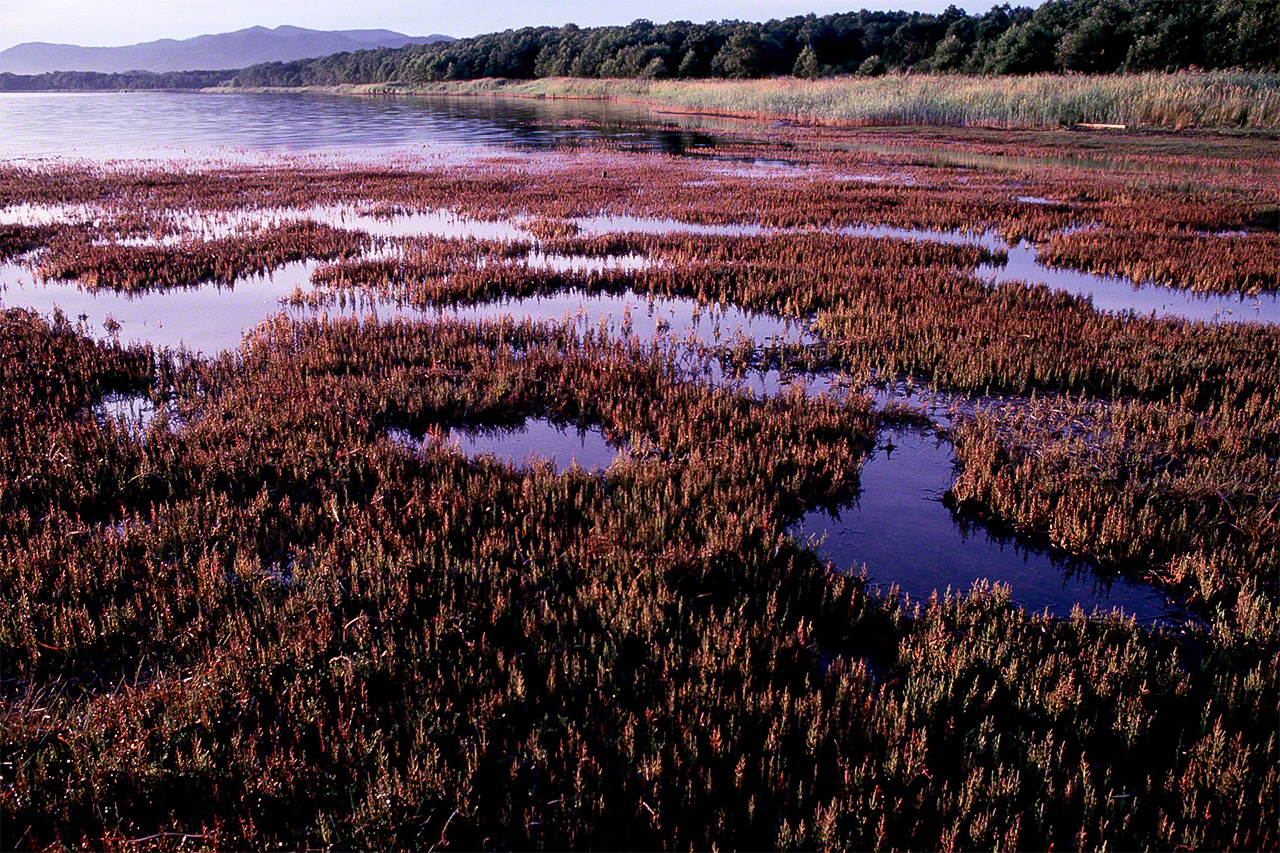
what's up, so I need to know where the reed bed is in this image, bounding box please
[3,310,1276,849]
[0,223,52,260]
[310,231,1001,315]
[308,228,1279,421]
[380,72,1280,131]
[3,135,1272,237]
[1,125,1278,848]
[950,397,1278,607]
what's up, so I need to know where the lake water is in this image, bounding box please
[0,91,726,163]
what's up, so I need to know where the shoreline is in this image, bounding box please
[197,73,1280,133]
[4,72,1277,133]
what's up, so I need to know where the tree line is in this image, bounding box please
[231,0,1278,87]
[0,70,233,92]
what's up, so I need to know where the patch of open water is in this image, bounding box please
[0,92,731,164]
[834,223,1277,324]
[719,374,1182,621]
[574,214,769,238]
[442,289,810,348]
[794,426,1185,623]
[1,256,809,354]
[1,259,319,353]
[978,238,1278,324]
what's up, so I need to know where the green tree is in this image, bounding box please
[793,45,823,79]
[856,54,886,76]
[710,25,783,78]
[985,20,1058,73]
[1055,1,1133,72]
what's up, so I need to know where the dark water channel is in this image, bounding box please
[795,427,1184,622]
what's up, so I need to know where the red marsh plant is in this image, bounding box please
[1,123,1278,849]
[34,221,371,292]
[1040,228,1280,294]
[1,311,1275,850]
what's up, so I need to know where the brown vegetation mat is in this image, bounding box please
[2,125,1276,293]
[36,221,370,292]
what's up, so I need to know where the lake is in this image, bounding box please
[0,90,728,163]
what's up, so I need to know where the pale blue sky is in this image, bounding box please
[3,0,1002,50]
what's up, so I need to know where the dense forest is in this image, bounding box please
[231,0,1279,87]
[0,70,233,92]
[0,0,1274,93]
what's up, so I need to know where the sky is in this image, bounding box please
[1,0,1001,50]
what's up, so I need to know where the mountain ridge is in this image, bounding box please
[0,25,454,74]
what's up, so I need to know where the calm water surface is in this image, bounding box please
[795,428,1184,622]
[0,91,724,163]
[390,419,620,472]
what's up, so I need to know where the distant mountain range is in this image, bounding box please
[0,25,454,74]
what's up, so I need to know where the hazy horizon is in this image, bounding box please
[2,0,1001,53]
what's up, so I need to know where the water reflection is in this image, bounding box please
[95,391,181,435]
[835,223,1278,324]
[443,288,810,348]
[978,238,1278,324]
[0,259,318,353]
[5,188,1277,327]
[0,91,723,163]
[390,418,619,471]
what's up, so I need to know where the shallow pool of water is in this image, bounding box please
[1,254,811,354]
[444,288,811,348]
[574,214,771,238]
[795,427,1184,622]
[844,223,1280,325]
[1,259,321,352]
[7,197,1276,327]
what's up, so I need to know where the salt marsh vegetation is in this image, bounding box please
[0,119,1276,850]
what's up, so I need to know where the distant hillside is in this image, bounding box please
[0,25,453,74]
